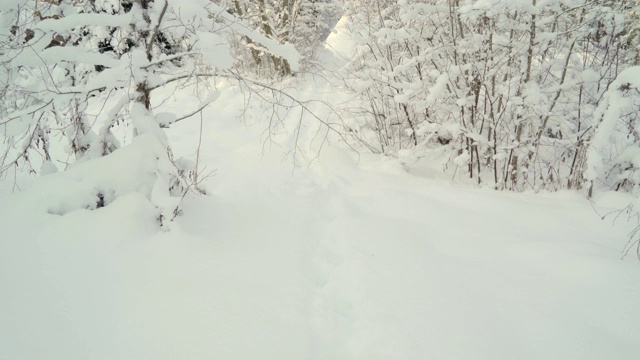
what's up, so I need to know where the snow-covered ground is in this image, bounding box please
[2,19,640,360]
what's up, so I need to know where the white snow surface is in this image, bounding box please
[2,19,640,360]
[2,85,640,359]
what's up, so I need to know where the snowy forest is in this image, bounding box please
[2,0,640,359]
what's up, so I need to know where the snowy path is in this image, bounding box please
[2,91,640,359]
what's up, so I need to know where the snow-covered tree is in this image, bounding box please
[222,0,340,77]
[0,0,301,225]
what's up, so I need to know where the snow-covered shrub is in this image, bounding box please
[340,0,634,192]
[586,67,640,196]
